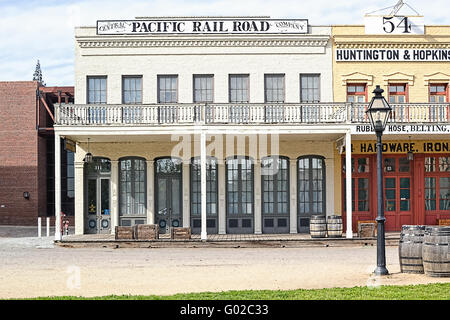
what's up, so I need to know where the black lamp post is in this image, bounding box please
[366,85,392,276]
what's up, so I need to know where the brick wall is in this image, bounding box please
[0,81,41,225]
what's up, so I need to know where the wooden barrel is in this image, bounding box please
[422,226,450,278]
[310,215,327,238]
[327,215,343,238]
[398,225,426,274]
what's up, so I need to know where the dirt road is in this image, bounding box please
[0,237,448,299]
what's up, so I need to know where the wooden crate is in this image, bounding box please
[358,223,376,238]
[115,226,134,240]
[171,227,191,240]
[357,220,377,236]
[134,224,159,240]
[438,219,450,226]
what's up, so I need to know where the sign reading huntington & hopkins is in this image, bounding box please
[97,18,309,35]
[336,48,450,62]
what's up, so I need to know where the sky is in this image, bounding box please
[0,0,448,86]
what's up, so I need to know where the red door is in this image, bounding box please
[383,156,413,231]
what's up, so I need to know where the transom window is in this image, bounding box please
[87,76,106,104]
[347,84,366,103]
[229,74,249,103]
[429,84,448,103]
[264,74,285,103]
[122,76,142,104]
[158,75,178,103]
[119,157,146,215]
[190,157,218,216]
[300,74,320,102]
[193,75,214,103]
[262,156,289,215]
[388,84,407,103]
[226,157,254,215]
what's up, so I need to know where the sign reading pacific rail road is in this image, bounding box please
[97,19,309,35]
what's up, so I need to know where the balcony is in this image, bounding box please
[55,102,450,126]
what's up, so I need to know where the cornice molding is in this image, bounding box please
[335,42,450,49]
[77,38,330,48]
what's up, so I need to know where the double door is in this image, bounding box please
[155,175,182,234]
[383,157,413,231]
[85,177,111,234]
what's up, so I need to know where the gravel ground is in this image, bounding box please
[0,235,449,299]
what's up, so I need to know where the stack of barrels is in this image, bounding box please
[399,225,450,277]
[310,215,343,238]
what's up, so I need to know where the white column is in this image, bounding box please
[38,218,42,238]
[54,133,62,241]
[111,160,119,233]
[147,160,154,224]
[254,159,262,234]
[218,159,226,234]
[200,132,207,240]
[182,161,190,228]
[325,157,335,218]
[345,131,353,239]
[290,158,297,233]
[74,161,84,235]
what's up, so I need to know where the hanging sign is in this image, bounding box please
[97,19,308,35]
[364,15,424,35]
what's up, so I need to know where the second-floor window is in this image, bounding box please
[193,75,214,103]
[429,84,448,103]
[300,74,320,102]
[388,84,407,103]
[347,84,367,103]
[87,76,106,104]
[158,75,178,103]
[122,76,142,104]
[265,74,285,103]
[229,74,249,103]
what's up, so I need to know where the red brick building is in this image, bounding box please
[0,81,74,225]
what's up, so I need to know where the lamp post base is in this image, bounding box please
[373,266,389,276]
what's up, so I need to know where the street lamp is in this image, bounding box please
[366,85,392,276]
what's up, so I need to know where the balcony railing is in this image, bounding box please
[55,102,450,126]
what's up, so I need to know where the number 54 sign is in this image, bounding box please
[365,16,424,35]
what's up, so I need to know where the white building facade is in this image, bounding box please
[54,17,353,239]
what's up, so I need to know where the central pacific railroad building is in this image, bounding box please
[52,14,450,239]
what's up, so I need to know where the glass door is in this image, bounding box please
[85,177,111,234]
[156,175,182,234]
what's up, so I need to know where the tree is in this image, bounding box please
[32,60,46,86]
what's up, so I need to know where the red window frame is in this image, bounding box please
[424,155,450,214]
[429,83,449,103]
[388,83,408,103]
[346,83,367,103]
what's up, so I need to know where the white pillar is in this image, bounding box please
[200,132,207,240]
[54,133,62,241]
[182,161,190,228]
[254,159,262,234]
[38,218,42,238]
[46,217,50,237]
[290,158,297,234]
[147,160,154,224]
[74,161,84,235]
[111,160,119,232]
[325,157,335,218]
[218,159,226,234]
[345,131,353,239]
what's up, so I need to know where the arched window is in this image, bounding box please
[261,156,289,233]
[226,156,254,233]
[298,156,326,233]
[190,157,218,234]
[119,157,146,217]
